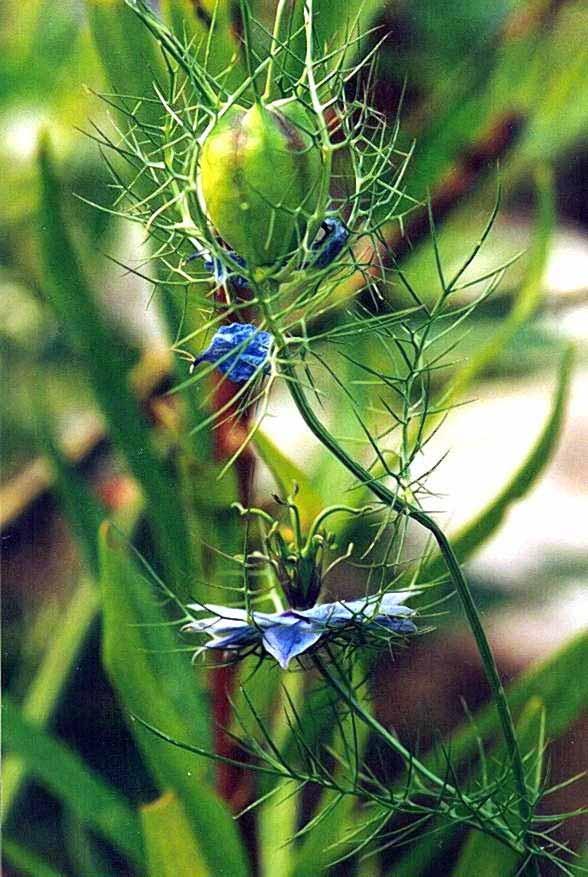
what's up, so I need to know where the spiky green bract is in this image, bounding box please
[198,100,326,268]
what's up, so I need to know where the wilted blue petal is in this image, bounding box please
[373,616,418,635]
[192,323,273,382]
[311,218,349,269]
[188,248,249,290]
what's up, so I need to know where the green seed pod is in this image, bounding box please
[197,99,326,268]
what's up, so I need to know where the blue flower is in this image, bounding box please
[183,591,417,669]
[192,323,273,383]
[310,218,349,269]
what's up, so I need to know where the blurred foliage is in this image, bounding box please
[2,0,587,875]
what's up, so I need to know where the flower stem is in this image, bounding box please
[312,653,522,855]
[282,358,531,829]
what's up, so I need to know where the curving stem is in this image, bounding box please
[279,353,532,835]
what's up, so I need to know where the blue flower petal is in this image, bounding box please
[293,592,417,628]
[185,591,417,668]
[209,625,261,650]
[261,620,324,669]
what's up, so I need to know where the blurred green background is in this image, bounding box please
[2,1,588,875]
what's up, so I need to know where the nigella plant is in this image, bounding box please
[89,2,581,874]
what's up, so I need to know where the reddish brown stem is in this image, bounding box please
[209,291,256,808]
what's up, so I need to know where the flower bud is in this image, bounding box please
[197,100,326,268]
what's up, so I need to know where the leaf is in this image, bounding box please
[33,399,105,577]
[254,428,323,520]
[2,696,145,869]
[1,838,65,877]
[86,0,166,127]
[452,697,547,877]
[1,579,100,821]
[38,134,195,601]
[141,792,210,877]
[99,524,251,877]
[425,342,574,581]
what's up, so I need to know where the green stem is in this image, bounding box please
[313,654,522,855]
[281,359,530,828]
[263,0,289,100]
[303,503,374,551]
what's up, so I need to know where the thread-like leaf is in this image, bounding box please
[452,697,546,877]
[426,342,573,580]
[394,631,588,877]
[33,401,105,577]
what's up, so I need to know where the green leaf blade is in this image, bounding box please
[3,697,145,869]
[141,792,211,877]
[99,524,251,877]
[38,134,194,601]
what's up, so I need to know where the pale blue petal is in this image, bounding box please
[209,625,261,650]
[262,621,324,669]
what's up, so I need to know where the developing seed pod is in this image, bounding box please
[197,99,327,268]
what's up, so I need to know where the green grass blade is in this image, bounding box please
[2,696,145,869]
[86,0,165,127]
[1,579,100,822]
[99,524,251,877]
[1,838,65,877]
[34,403,105,577]
[62,809,113,877]
[38,134,194,601]
[141,792,210,877]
